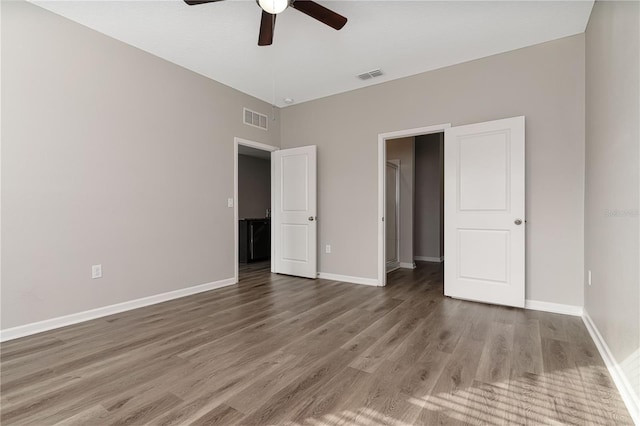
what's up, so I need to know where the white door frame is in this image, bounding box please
[234,137,279,283]
[378,123,451,286]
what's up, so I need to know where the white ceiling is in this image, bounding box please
[31,0,594,108]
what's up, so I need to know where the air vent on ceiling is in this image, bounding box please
[243,108,268,130]
[357,69,384,80]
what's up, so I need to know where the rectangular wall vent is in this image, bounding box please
[357,69,384,80]
[243,108,268,130]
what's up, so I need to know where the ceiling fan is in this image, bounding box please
[184,0,347,46]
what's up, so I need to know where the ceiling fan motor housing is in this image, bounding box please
[185,0,347,46]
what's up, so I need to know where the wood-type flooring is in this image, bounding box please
[0,261,633,425]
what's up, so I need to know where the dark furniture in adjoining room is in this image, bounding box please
[239,218,271,263]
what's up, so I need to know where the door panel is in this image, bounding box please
[282,155,309,211]
[458,229,509,283]
[273,146,317,279]
[445,116,525,308]
[459,131,510,211]
[281,224,309,262]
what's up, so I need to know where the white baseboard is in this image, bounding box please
[400,262,416,269]
[582,311,640,424]
[414,256,444,263]
[0,277,237,342]
[524,299,583,316]
[317,272,379,287]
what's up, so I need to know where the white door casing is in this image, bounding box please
[444,116,525,308]
[272,145,317,279]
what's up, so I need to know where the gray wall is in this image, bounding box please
[386,137,414,266]
[414,133,443,260]
[585,1,639,402]
[281,34,586,305]
[1,1,280,329]
[238,155,271,219]
[0,1,598,332]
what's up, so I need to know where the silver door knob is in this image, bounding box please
[308,216,315,221]
[514,219,523,225]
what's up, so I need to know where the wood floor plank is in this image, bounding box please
[347,320,409,373]
[189,404,243,426]
[508,371,560,425]
[541,337,597,424]
[539,312,570,341]
[476,321,515,388]
[51,404,110,426]
[0,261,633,425]
[288,366,370,423]
[511,318,544,377]
[397,346,451,400]
[106,392,183,426]
[224,356,308,415]
[237,348,363,425]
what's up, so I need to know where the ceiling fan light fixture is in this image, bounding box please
[185,0,347,47]
[258,0,288,15]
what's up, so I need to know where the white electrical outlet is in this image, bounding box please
[588,270,592,286]
[92,264,102,279]
[325,244,331,254]
[227,198,234,208]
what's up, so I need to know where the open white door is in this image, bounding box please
[272,145,317,279]
[444,116,525,308]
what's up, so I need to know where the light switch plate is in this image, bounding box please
[92,264,102,279]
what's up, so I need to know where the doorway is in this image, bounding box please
[233,138,278,283]
[378,117,526,309]
[378,124,451,286]
[414,133,445,265]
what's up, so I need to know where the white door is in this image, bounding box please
[386,160,400,272]
[272,145,317,279]
[444,116,525,308]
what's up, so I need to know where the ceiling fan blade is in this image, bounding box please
[184,0,224,5]
[292,0,347,30]
[258,11,276,46]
